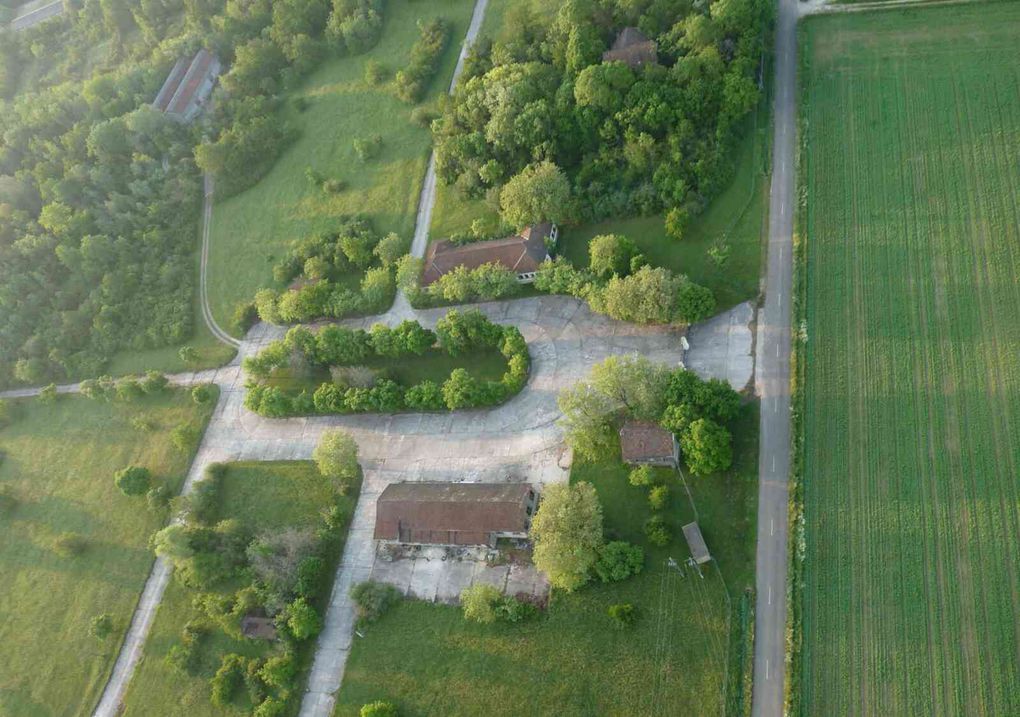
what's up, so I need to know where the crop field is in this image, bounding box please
[205,0,475,334]
[799,4,1020,716]
[0,389,215,716]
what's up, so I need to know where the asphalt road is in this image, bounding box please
[10,0,62,30]
[751,0,798,714]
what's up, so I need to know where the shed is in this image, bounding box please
[241,614,278,641]
[602,27,658,69]
[619,420,679,467]
[374,482,537,547]
[682,522,712,565]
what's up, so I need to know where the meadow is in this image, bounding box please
[0,389,215,716]
[334,407,758,717]
[205,0,476,334]
[121,462,360,717]
[799,4,1020,715]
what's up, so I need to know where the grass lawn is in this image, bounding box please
[121,461,361,717]
[0,389,216,717]
[799,4,1020,715]
[333,405,758,717]
[205,0,477,336]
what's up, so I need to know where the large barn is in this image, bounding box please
[374,482,537,547]
[152,49,221,123]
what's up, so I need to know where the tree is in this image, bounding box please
[373,232,408,267]
[680,418,733,475]
[665,206,689,241]
[259,653,296,689]
[178,345,198,364]
[313,430,359,488]
[361,702,399,717]
[499,161,571,230]
[588,234,638,278]
[38,383,58,403]
[192,385,214,404]
[675,279,716,323]
[442,368,479,410]
[351,580,402,622]
[89,613,114,640]
[115,466,151,496]
[588,354,670,420]
[530,482,603,591]
[557,382,617,460]
[284,597,323,640]
[460,583,503,624]
[593,541,644,583]
[593,266,683,324]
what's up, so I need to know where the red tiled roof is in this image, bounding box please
[374,482,533,545]
[619,420,675,463]
[422,224,552,285]
[166,49,216,116]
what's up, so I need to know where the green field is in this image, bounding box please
[205,0,476,334]
[799,5,1020,715]
[334,407,758,717]
[121,461,359,717]
[0,389,216,716]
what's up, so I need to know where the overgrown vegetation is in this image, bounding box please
[0,388,215,715]
[242,309,529,417]
[122,460,361,716]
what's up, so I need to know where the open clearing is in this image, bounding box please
[800,4,1020,715]
[333,407,758,717]
[121,461,360,717]
[0,390,215,716]
[205,0,476,334]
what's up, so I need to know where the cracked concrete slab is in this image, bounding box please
[684,300,756,391]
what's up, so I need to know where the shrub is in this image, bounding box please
[442,368,479,410]
[648,485,670,511]
[351,580,402,623]
[314,430,360,490]
[284,597,323,640]
[364,59,388,84]
[89,613,113,640]
[178,345,198,364]
[116,378,144,402]
[461,583,502,624]
[628,465,653,487]
[665,206,689,241]
[38,383,58,403]
[395,17,450,103]
[189,467,223,524]
[259,653,297,689]
[171,423,200,452]
[353,134,382,162]
[192,385,214,404]
[593,541,644,583]
[607,603,637,629]
[54,532,87,557]
[361,702,399,717]
[497,595,537,623]
[115,465,151,496]
[141,370,169,394]
[211,654,247,707]
[146,484,171,512]
[254,698,287,717]
[410,105,437,128]
[644,515,671,547]
[233,301,259,334]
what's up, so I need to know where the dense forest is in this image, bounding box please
[0,0,382,387]
[434,0,771,227]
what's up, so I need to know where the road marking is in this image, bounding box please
[780,201,785,216]
[778,292,782,309]
[772,455,776,472]
[769,585,772,605]
[776,343,780,358]
[779,246,783,262]
[774,397,778,413]
[766,659,770,680]
[770,518,774,536]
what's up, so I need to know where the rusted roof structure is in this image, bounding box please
[602,27,658,69]
[241,614,278,641]
[421,223,553,285]
[682,522,712,565]
[619,420,677,464]
[153,49,221,122]
[374,482,535,546]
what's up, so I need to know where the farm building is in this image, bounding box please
[422,223,558,286]
[152,49,221,123]
[602,27,658,69]
[619,420,679,468]
[374,482,538,547]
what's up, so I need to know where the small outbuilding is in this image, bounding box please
[241,614,278,641]
[374,482,538,547]
[602,27,658,69]
[682,522,712,565]
[152,49,221,123]
[422,223,558,286]
[619,420,679,468]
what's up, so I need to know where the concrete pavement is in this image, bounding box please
[751,0,799,714]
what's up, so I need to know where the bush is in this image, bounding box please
[141,370,169,394]
[254,698,287,717]
[259,653,297,689]
[192,385,214,404]
[461,583,502,624]
[353,134,382,162]
[394,18,450,103]
[323,178,347,194]
[364,59,388,84]
[189,466,224,524]
[115,465,151,496]
[284,597,323,640]
[89,613,113,640]
[351,580,402,623]
[607,603,637,629]
[54,532,87,557]
[314,430,360,490]
[146,484,171,512]
[178,345,198,364]
[361,702,399,717]
[628,465,653,487]
[211,654,247,707]
[233,301,259,334]
[593,541,644,583]
[171,423,200,452]
[497,595,537,623]
[38,383,58,403]
[410,105,437,128]
[644,515,671,547]
[648,485,670,510]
